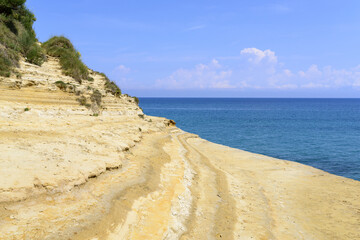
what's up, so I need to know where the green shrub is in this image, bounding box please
[93,71,122,97]
[15,4,36,36]
[24,107,30,111]
[17,31,45,66]
[0,0,42,76]
[54,80,67,91]
[105,81,121,96]
[98,72,109,80]
[15,72,21,79]
[67,84,75,91]
[42,36,88,83]
[76,95,87,106]
[25,43,45,65]
[0,22,20,76]
[90,89,102,106]
[18,31,33,53]
[133,96,139,105]
[42,36,74,54]
[0,51,12,77]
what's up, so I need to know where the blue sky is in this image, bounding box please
[26,0,360,97]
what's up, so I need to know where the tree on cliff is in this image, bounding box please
[0,0,35,33]
[0,0,26,14]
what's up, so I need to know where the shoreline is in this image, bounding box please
[140,97,360,182]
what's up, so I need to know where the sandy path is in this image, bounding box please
[178,132,237,240]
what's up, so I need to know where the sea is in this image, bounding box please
[139,98,360,181]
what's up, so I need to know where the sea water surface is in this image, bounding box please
[139,98,360,181]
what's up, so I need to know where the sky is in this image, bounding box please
[26,0,360,97]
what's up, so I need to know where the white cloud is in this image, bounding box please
[156,59,233,89]
[240,48,277,64]
[111,64,133,88]
[298,64,322,78]
[185,25,206,31]
[155,48,360,91]
[115,65,130,74]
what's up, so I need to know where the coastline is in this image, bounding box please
[1,4,359,238]
[140,97,360,182]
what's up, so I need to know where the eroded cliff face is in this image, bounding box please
[0,56,142,117]
[0,58,174,238]
[0,56,151,200]
[0,59,360,240]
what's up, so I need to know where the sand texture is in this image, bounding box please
[0,60,360,239]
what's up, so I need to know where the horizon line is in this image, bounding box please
[137,96,360,99]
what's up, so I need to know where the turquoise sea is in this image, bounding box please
[140,98,360,181]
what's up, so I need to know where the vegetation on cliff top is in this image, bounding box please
[0,0,129,102]
[42,36,89,83]
[0,0,45,76]
[96,72,122,97]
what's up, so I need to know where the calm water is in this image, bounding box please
[139,98,360,181]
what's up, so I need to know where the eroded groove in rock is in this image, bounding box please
[177,133,237,240]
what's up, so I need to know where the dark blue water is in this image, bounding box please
[139,98,360,181]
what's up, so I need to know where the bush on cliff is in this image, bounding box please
[0,0,46,76]
[25,43,45,65]
[54,80,67,91]
[42,36,89,83]
[0,0,125,100]
[0,45,14,77]
[76,95,87,106]
[91,89,102,106]
[105,80,121,97]
[96,72,121,97]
